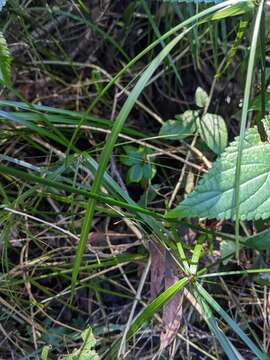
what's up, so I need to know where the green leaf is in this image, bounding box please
[266,68,270,85]
[194,288,245,360]
[159,110,198,140]
[62,327,100,360]
[167,116,270,221]
[142,163,155,180]
[41,346,50,360]
[128,164,143,183]
[138,184,159,206]
[254,273,270,287]
[81,328,97,350]
[70,0,255,296]
[197,113,228,155]
[204,1,254,21]
[121,146,156,183]
[195,283,268,360]
[106,277,189,359]
[0,32,11,85]
[220,240,237,265]
[246,229,270,251]
[195,87,209,108]
[120,146,143,166]
[251,92,270,112]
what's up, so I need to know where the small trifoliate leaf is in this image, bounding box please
[120,153,142,166]
[197,113,228,154]
[120,145,143,166]
[142,163,154,180]
[167,116,270,221]
[195,87,209,108]
[143,164,152,180]
[0,32,11,85]
[128,164,143,183]
[159,110,198,141]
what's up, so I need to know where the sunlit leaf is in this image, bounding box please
[195,87,209,108]
[197,113,228,154]
[168,116,270,220]
[159,111,198,140]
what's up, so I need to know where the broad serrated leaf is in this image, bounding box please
[197,113,228,154]
[0,32,11,85]
[159,110,198,140]
[195,87,209,108]
[167,116,270,221]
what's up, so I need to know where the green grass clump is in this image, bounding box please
[0,1,270,359]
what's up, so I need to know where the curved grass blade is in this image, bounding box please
[0,110,70,147]
[66,0,252,156]
[70,27,192,297]
[194,289,245,359]
[104,277,189,359]
[140,0,183,85]
[0,164,165,220]
[199,267,270,278]
[234,0,264,257]
[71,0,253,298]
[195,283,269,359]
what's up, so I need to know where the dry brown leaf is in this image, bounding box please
[160,253,183,351]
[149,241,166,299]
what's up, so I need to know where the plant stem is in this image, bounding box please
[234,0,265,258]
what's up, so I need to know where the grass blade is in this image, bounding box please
[234,0,264,257]
[71,27,192,297]
[71,0,253,298]
[195,283,269,359]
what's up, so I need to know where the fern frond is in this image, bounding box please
[0,32,11,85]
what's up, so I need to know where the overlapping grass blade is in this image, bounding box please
[234,0,264,255]
[105,277,189,359]
[70,27,192,296]
[194,289,245,359]
[195,283,268,359]
[0,164,164,220]
[71,0,253,297]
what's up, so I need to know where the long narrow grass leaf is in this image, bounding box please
[234,0,264,256]
[195,283,269,359]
